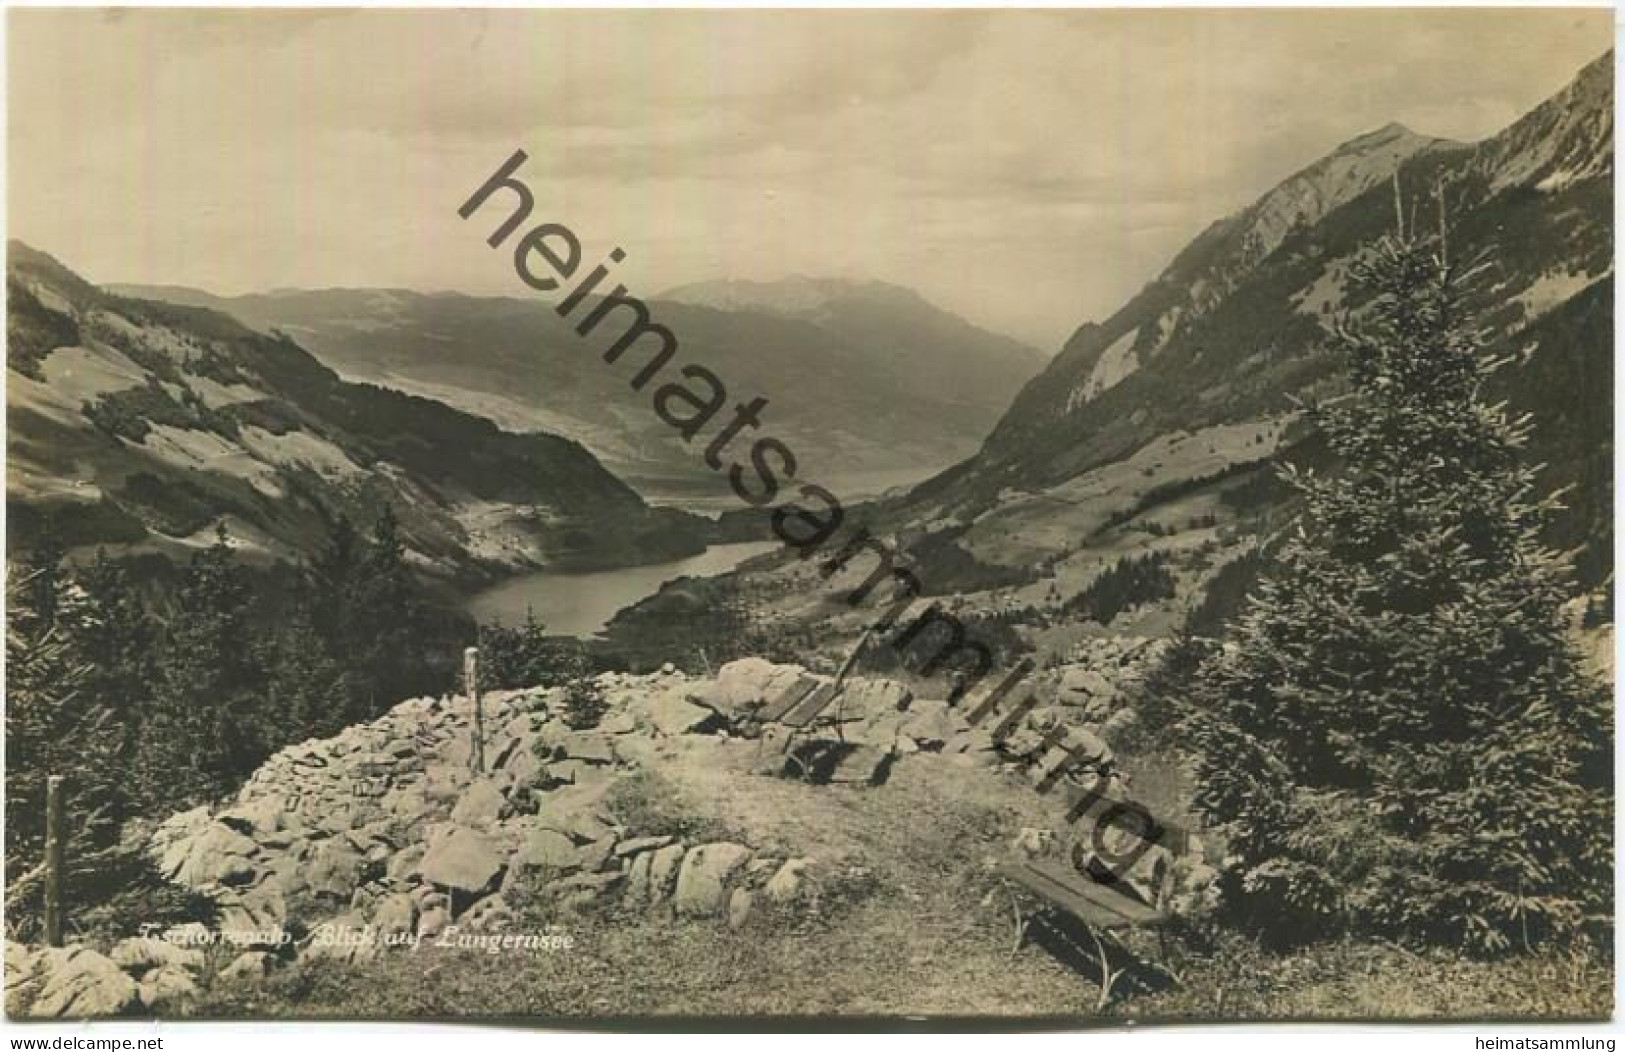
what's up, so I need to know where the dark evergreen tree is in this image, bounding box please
[144,524,267,803]
[76,551,160,745]
[266,587,348,739]
[1180,229,1611,952]
[348,504,429,720]
[5,562,128,938]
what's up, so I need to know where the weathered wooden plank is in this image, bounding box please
[781,683,841,728]
[756,676,821,723]
[999,859,1164,929]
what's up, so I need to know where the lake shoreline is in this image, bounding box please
[464,539,780,638]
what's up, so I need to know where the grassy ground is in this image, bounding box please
[181,736,1612,1023]
[187,895,1612,1023]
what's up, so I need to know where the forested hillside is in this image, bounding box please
[9,243,707,580]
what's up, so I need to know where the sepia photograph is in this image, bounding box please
[1,4,1615,1035]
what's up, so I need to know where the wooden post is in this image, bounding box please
[464,647,485,774]
[1392,171,1405,238]
[1436,181,1449,269]
[44,775,64,947]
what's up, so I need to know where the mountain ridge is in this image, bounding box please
[8,241,709,579]
[691,48,1612,670]
[111,276,1048,503]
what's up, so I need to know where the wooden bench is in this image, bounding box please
[750,629,874,777]
[998,856,1172,1009]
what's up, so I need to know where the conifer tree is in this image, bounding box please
[5,562,128,937]
[76,551,160,742]
[144,524,266,802]
[349,504,426,718]
[1181,228,1611,952]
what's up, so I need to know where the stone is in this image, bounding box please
[899,701,958,750]
[1060,727,1113,767]
[418,826,507,898]
[137,964,199,1008]
[624,851,654,903]
[306,839,367,902]
[450,778,508,827]
[615,835,674,858]
[458,894,514,932]
[533,789,616,843]
[149,806,212,870]
[217,951,275,985]
[5,943,47,1015]
[262,853,310,899]
[551,759,611,786]
[825,744,892,785]
[598,711,637,735]
[163,822,259,888]
[501,747,544,792]
[560,734,616,765]
[373,892,419,937]
[387,843,428,883]
[382,782,432,822]
[673,842,753,917]
[417,907,450,939]
[647,844,686,905]
[513,828,581,871]
[546,871,623,909]
[1014,827,1056,857]
[727,889,755,930]
[699,658,807,719]
[423,763,471,803]
[212,887,289,945]
[218,796,285,838]
[576,834,618,873]
[763,858,814,905]
[1060,667,1116,701]
[21,946,138,1018]
[109,937,204,974]
[303,914,377,966]
[647,694,720,736]
[348,821,397,853]
[218,856,259,886]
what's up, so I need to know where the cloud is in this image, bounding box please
[8,8,1610,349]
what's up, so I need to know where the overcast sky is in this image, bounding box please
[8,8,1611,349]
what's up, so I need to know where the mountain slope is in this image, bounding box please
[111,278,1047,503]
[890,49,1611,575]
[7,243,707,579]
[692,50,1611,671]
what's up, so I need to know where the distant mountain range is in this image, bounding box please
[677,49,1613,662]
[112,277,1047,504]
[8,243,708,580]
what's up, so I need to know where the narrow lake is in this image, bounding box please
[465,540,780,638]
